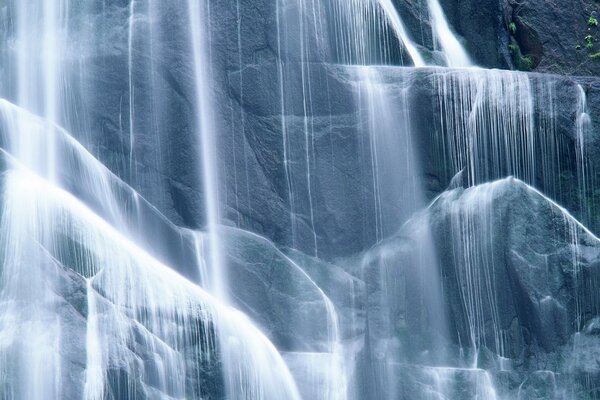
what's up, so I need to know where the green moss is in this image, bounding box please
[590,52,600,61]
[509,43,534,71]
[586,35,595,49]
[589,16,599,26]
[509,22,517,35]
[520,56,534,70]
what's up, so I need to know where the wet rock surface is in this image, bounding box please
[362,178,600,398]
[2,0,600,399]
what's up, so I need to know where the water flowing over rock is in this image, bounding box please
[1,0,600,399]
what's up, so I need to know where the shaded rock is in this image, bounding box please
[219,226,333,352]
[221,63,600,259]
[283,246,366,341]
[517,371,558,400]
[392,365,498,400]
[505,0,600,76]
[438,0,511,68]
[362,177,600,398]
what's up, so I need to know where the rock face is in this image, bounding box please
[503,0,600,76]
[360,178,600,399]
[2,0,600,399]
[0,126,326,399]
[0,162,226,400]
[3,0,596,261]
[221,62,600,258]
[200,0,600,260]
[220,226,333,352]
[434,0,600,75]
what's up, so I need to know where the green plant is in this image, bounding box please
[509,44,534,71]
[590,51,600,61]
[577,44,582,50]
[509,22,517,34]
[586,35,594,48]
[589,16,598,26]
[519,55,534,70]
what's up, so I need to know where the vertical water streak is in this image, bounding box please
[128,0,136,182]
[427,0,472,67]
[235,0,252,222]
[187,0,227,299]
[376,0,425,66]
[329,0,425,66]
[353,66,450,399]
[83,281,104,400]
[296,0,319,256]
[189,230,211,288]
[41,0,65,182]
[434,70,540,186]
[576,85,592,225]
[275,0,297,248]
[187,3,309,398]
[324,297,349,400]
[567,214,584,331]
[142,0,168,205]
[354,67,423,240]
[443,182,507,365]
[14,0,68,182]
[536,81,561,197]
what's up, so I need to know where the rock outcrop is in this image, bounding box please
[361,178,600,398]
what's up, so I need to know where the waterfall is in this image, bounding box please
[0,164,305,400]
[434,69,539,184]
[576,85,593,226]
[0,1,311,399]
[186,0,227,300]
[1,0,599,399]
[432,69,573,199]
[127,0,136,178]
[375,0,425,66]
[427,0,472,67]
[0,97,307,400]
[436,181,511,363]
[327,0,423,65]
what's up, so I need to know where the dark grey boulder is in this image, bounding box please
[360,177,600,398]
[219,226,335,352]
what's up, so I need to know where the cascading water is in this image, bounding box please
[0,1,312,399]
[576,85,594,227]
[426,0,471,67]
[1,0,600,399]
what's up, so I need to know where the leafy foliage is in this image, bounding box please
[586,35,595,49]
[509,44,534,71]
